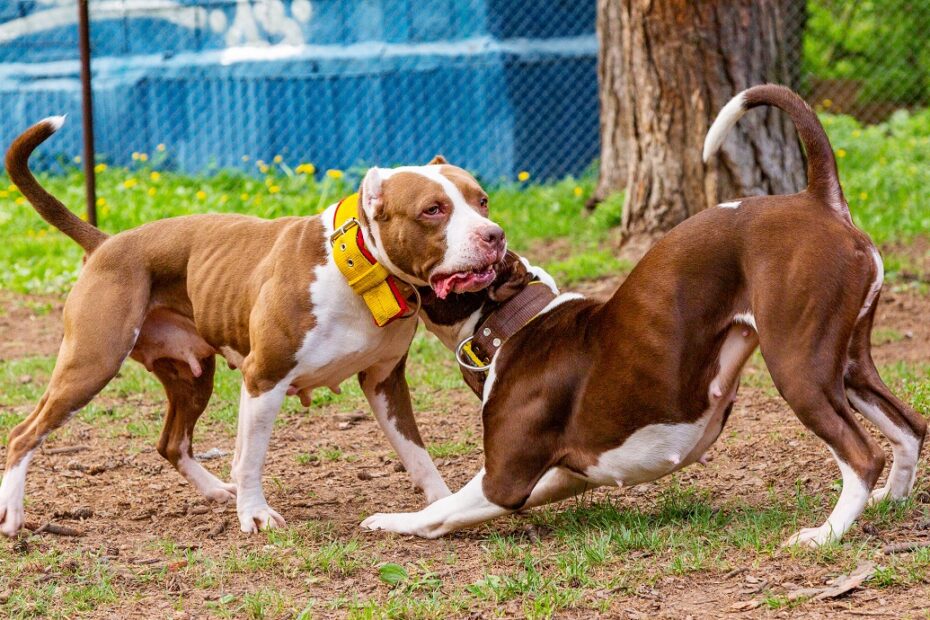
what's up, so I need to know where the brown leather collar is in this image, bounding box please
[457,281,557,397]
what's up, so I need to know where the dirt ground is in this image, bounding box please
[0,277,928,619]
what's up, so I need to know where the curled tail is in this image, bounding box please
[703,84,847,217]
[5,117,108,253]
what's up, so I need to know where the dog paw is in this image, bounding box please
[783,526,833,549]
[867,485,901,506]
[237,504,286,534]
[361,512,413,535]
[0,501,25,538]
[204,481,237,504]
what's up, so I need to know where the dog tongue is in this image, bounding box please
[432,271,494,299]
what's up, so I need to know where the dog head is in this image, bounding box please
[417,251,558,349]
[358,156,506,298]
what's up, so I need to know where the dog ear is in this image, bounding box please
[427,154,448,165]
[488,251,532,302]
[361,167,384,219]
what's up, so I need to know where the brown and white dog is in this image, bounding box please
[362,85,927,547]
[0,119,506,536]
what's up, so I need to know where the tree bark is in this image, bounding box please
[594,0,808,258]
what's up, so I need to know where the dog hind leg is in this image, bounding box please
[845,310,926,503]
[0,274,147,536]
[152,357,235,503]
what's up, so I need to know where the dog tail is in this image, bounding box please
[6,116,108,253]
[703,84,847,218]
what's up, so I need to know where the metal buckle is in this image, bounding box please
[329,217,359,244]
[455,336,490,373]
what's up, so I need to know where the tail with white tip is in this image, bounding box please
[5,116,108,253]
[703,84,847,217]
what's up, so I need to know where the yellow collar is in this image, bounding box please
[331,193,411,327]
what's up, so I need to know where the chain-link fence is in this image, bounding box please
[0,1,926,181]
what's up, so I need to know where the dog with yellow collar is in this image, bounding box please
[0,117,505,536]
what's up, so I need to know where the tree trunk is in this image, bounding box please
[594,0,808,258]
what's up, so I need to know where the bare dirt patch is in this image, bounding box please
[0,283,928,619]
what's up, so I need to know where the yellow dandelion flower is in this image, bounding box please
[94,163,107,173]
[15,196,26,205]
[851,130,861,138]
[241,155,250,162]
[326,169,344,180]
[269,185,281,194]
[8,184,16,192]
[259,164,270,174]
[297,163,316,175]
[219,194,228,204]
[196,190,207,201]
[517,171,530,182]
[273,155,283,164]
[859,191,868,201]
[157,143,166,152]
[150,171,161,182]
[240,193,250,201]
[836,148,846,158]
[123,178,138,189]
[0,190,7,199]
[131,152,140,161]
[139,153,148,162]
[37,228,47,237]
[73,156,81,164]
[822,98,833,108]
[148,187,157,197]
[96,197,106,207]
[573,186,583,197]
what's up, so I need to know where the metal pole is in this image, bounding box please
[77,0,96,226]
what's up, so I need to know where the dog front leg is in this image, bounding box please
[361,467,588,538]
[359,356,451,504]
[232,382,287,533]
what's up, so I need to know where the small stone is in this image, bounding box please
[358,470,373,481]
[904,331,914,339]
[337,422,352,431]
[106,546,120,557]
[861,522,879,536]
[18,374,31,384]
[189,505,209,515]
[393,461,406,473]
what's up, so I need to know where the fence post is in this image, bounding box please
[77,0,96,226]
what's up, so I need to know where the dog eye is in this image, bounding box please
[479,197,488,209]
[423,204,442,216]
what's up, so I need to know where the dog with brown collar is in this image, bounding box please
[0,120,506,536]
[362,85,927,547]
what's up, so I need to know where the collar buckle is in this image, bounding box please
[330,217,360,245]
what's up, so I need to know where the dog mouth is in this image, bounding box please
[430,263,498,299]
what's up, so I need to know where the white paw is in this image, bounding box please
[204,482,237,503]
[0,500,25,538]
[237,504,286,534]
[361,512,416,535]
[783,526,833,548]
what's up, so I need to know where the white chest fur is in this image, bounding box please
[288,207,417,391]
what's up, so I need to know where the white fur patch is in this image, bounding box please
[703,91,747,162]
[0,449,35,537]
[538,292,584,316]
[718,201,741,209]
[519,257,559,294]
[41,114,66,132]
[847,390,920,501]
[733,312,757,332]
[857,247,884,321]
[786,448,870,547]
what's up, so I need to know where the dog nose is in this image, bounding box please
[480,224,505,249]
